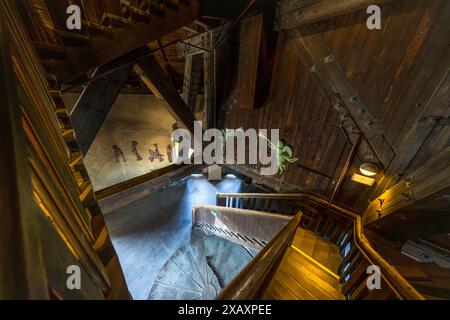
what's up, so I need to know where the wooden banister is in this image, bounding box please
[192,205,292,250]
[216,212,303,300]
[216,192,425,300]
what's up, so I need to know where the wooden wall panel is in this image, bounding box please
[226,33,346,196]
[225,0,449,210]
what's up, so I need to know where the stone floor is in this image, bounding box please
[103,174,257,300]
[63,93,176,191]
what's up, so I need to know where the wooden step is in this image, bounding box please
[33,42,66,60]
[146,1,166,17]
[166,0,179,11]
[69,152,83,168]
[267,247,344,300]
[45,73,60,90]
[81,20,114,39]
[62,129,76,143]
[121,2,153,23]
[80,182,96,207]
[101,12,133,28]
[55,107,68,118]
[54,29,92,47]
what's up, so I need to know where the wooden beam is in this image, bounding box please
[290,29,395,169]
[204,39,215,128]
[236,13,276,110]
[70,65,133,156]
[182,53,203,112]
[275,0,396,30]
[134,54,198,134]
[157,38,178,86]
[363,147,450,226]
[97,165,202,214]
[177,31,212,57]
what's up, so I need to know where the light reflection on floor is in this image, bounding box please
[104,174,249,300]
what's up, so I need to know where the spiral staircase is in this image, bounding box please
[148,229,254,300]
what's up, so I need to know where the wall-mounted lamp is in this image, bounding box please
[351,173,376,186]
[359,163,380,177]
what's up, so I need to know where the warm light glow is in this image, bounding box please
[359,163,379,177]
[351,173,376,186]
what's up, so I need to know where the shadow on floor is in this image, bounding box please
[104,174,256,300]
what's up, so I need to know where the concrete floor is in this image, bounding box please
[103,174,256,300]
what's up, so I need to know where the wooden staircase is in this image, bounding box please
[196,193,426,300]
[22,0,201,82]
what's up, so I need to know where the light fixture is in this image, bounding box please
[359,163,380,177]
[351,173,376,186]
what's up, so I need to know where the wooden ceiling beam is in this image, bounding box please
[275,0,397,30]
[134,54,198,135]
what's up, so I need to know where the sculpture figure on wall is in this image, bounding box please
[167,144,173,163]
[131,140,143,161]
[148,149,155,162]
[112,145,126,162]
[154,144,165,162]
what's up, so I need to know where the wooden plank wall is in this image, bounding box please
[1,0,130,299]
[224,0,449,210]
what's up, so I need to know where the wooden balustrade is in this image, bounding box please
[215,192,425,300]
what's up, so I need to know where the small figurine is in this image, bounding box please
[112,145,126,162]
[131,140,143,161]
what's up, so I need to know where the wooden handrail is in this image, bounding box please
[192,205,292,250]
[216,192,425,300]
[216,212,303,300]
